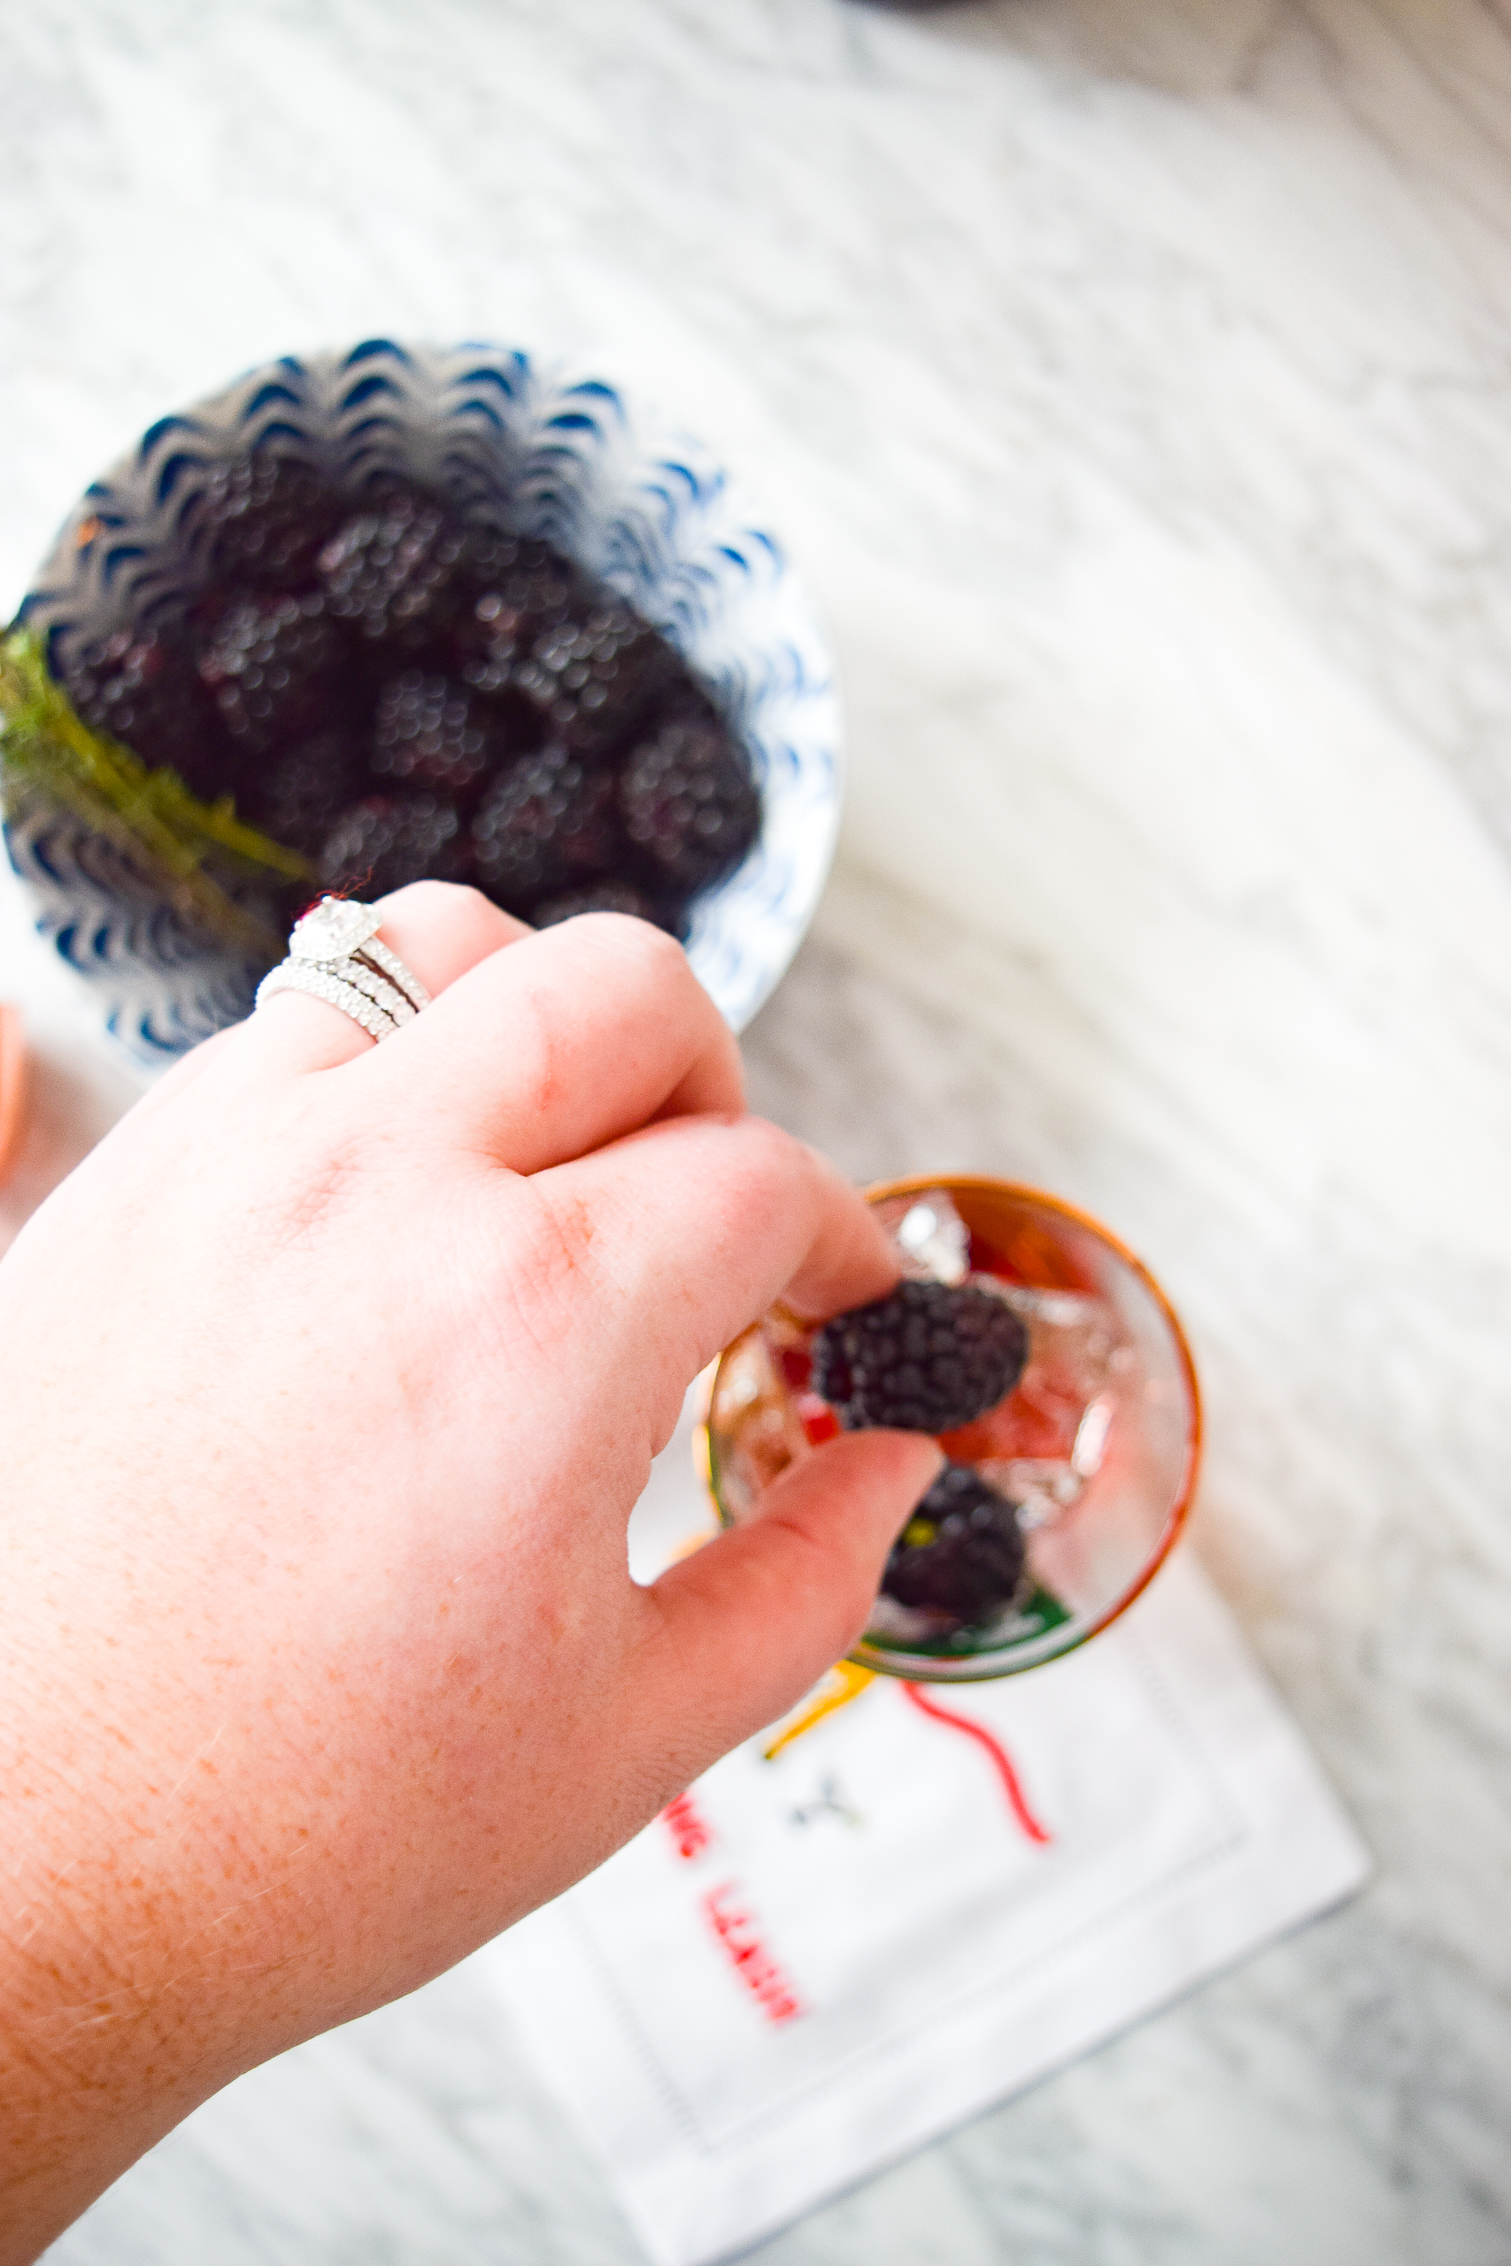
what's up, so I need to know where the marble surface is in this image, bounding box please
[4,0,1511,2259]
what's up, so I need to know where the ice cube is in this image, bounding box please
[982,1457,1084,1532]
[950,1287,1129,1531]
[1072,1392,1115,1478]
[873,1188,971,1285]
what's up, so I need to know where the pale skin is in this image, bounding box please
[0,883,942,2263]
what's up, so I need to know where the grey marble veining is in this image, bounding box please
[3,0,1511,2261]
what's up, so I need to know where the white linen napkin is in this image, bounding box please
[479,1399,1369,2266]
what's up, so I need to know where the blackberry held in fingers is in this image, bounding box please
[811,1277,1029,1434]
[882,1463,1026,1625]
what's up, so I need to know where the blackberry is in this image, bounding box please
[882,1464,1026,1625]
[371,670,506,799]
[507,598,683,759]
[471,743,620,903]
[196,591,350,755]
[532,880,668,930]
[58,626,221,799]
[243,729,365,857]
[196,453,344,588]
[619,706,759,891]
[457,540,594,692]
[318,794,466,897]
[318,490,477,652]
[810,1278,1029,1435]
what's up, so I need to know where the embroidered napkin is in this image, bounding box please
[479,1399,1369,2266]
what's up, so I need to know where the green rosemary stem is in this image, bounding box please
[0,625,312,963]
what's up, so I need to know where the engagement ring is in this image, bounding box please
[254,897,431,1043]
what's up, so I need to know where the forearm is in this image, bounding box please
[0,1732,213,2262]
[0,1538,307,2264]
[0,1898,212,2266]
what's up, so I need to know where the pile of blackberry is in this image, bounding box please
[55,458,761,936]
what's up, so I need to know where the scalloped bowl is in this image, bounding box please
[5,341,842,1064]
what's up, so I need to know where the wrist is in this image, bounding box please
[0,1784,226,2264]
[0,1546,290,2260]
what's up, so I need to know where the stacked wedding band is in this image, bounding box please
[254,897,432,1043]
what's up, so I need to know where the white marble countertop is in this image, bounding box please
[4,2,1511,2260]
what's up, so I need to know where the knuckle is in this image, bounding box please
[730,1113,807,1194]
[377,876,473,920]
[753,1510,878,1654]
[577,910,690,990]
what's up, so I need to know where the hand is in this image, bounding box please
[0,885,939,2263]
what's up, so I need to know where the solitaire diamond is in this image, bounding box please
[290,896,381,962]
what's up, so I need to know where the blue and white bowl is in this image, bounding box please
[6,341,842,1065]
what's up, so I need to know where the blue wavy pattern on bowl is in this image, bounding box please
[7,341,842,1064]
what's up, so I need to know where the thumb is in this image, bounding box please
[635,1429,945,1771]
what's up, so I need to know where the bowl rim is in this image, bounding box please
[702,1172,1204,1684]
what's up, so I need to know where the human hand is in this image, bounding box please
[0,884,940,2261]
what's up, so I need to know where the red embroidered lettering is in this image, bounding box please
[702,1882,804,2025]
[659,1791,713,1861]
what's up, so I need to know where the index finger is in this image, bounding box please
[526,1111,900,1399]
[350,911,745,1170]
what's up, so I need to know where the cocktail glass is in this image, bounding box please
[702,1174,1201,1683]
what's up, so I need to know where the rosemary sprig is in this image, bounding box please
[0,625,312,962]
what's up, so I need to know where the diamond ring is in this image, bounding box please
[254,897,432,1043]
